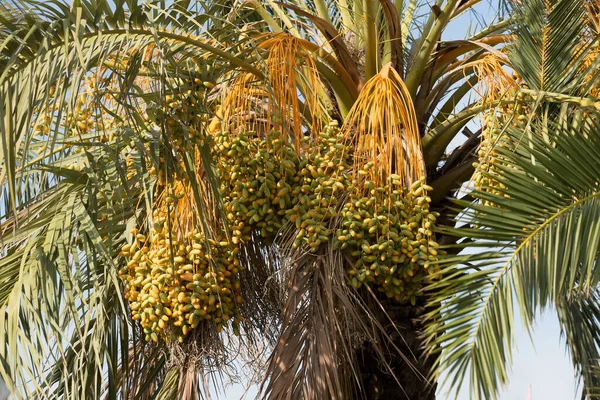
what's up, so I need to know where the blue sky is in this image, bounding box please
[221,2,582,399]
[494,312,579,400]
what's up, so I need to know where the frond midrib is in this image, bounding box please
[468,189,600,364]
[1,25,264,85]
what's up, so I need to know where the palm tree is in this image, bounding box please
[1,0,599,399]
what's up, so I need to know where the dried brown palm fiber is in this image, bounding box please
[165,321,232,400]
[237,234,286,345]
[259,235,423,400]
[112,336,169,400]
[258,247,350,400]
[352,286,436,400]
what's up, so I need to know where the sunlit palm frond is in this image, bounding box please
[0,0,258,397]
[556,288,600,399]
[509,0,590,93]
[425,109,600,400]
[0,141,167,399]
[0,1,550,399]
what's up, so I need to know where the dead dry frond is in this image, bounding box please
[260,223,424,399]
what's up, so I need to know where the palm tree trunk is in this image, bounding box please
[355,302,436,400]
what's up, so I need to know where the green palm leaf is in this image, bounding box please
[425,113,600,399]
[0,0,553,398]
[0,138,170,399]
[508,0,594,94]
[0,1,255,397]
[556,289,600,399]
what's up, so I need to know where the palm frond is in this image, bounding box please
[0,141,167,399]
[508,0,589,93]
[425,109,600,400]
[0,0,250,218]
[0,1,552,399]
[556,288,600,399]
[0,0,257,397]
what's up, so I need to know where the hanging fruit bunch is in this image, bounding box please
[140,72,217,183]
[336,174,441,304]
[473,72,529,205]
[62,73,120,142]
[118,181,244,343]
[326,64,442,303]
[473,110,512,205]
[214,129,302,244]
[64,91,96,136]
[152,80,214,154]
[286,121,351,250]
